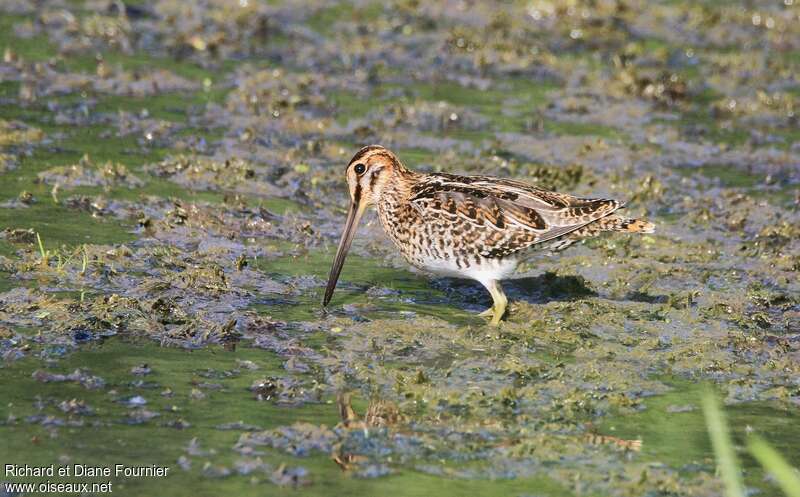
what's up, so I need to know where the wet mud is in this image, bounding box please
[1,1,799,496]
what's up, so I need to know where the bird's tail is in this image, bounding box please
[603,216,656,234]
[544,215,655,253]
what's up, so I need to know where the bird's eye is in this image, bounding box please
[353,163,366,175]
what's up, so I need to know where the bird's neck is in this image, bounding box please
[378,167,420,205]
[372,167,430,264]
[375,168,423,229]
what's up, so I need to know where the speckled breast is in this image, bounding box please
[376,198,520,279]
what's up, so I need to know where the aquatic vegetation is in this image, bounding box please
[38,154,144,190]
[703,391,800,497]
[0,118,43,148]
[0,0,799,495]
[748,437,800,497]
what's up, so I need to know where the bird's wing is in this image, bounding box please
[409,173,623,252]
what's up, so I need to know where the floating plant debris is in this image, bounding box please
[0,0,799,496]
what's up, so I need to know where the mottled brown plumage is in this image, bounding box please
[323,145,655,325]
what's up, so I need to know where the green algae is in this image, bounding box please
[1,0,800,496]
[600,380,800,497]
[0,15,53,63]
[0,339,568,497]
[0,206,134,246]
[253,248,476,325]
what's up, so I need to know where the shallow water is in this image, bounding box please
[1,1,799,496]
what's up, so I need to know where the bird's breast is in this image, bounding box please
[376,200,520,282]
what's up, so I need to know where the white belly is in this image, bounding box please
[415,255,520,285]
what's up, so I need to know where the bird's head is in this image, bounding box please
[323,145,405,306]
[343,144,404,207]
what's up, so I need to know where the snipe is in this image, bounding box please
[323,145,654,325]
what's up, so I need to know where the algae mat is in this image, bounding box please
[1,1,799,496]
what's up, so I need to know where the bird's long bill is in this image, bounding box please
[323,201,366,306]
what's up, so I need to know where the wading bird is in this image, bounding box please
[323,145,654,325]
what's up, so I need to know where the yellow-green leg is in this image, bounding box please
[478,280,507,326]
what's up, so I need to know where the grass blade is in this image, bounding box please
[702,389,745,497]
[748,436,800,497]
[36,231,45,259]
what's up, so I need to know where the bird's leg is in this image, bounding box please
[479,280,508,326]
[478,280,496,316]
[489,281,508,326]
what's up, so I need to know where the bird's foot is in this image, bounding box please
[478,280,508,327]
[478,306,505,326]
[478,307,494,318]
[489,309,504,327]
